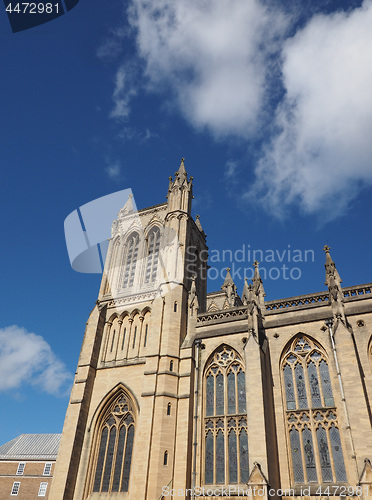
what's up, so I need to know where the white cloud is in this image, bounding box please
[102,0,372,219]
[105,161,122,180]
[225,160,238,179]
[0,326,73,396]
[110,65,137,120]
[128,0,288,137]
[248,1,372,219]
[97,27,127,61]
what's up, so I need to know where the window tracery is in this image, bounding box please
[282,336,347,485]
[92,392,135,494]
[204,346,248,486]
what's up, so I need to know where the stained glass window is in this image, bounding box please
[216,373,224,415]
[319,360,334,407]
[284,365,296,410]
[112,426,126,492]
[282,335,347,485]
[239,429,249,483]
[329,424,347,482]
[205,432,214,484]
[237,371,246,413]
[290,428,304,483]
[228,431,237,483]
[216,431,225,484]
[204,346,248,485]
[206,375,214,417]
[92,392,135,494]
[303,426,317,482]
[317,426,332,482]
[227,372,236,414]
[308,362,322,408]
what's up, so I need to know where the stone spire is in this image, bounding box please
[242,277,250,305]
[174,158,188,185]
[323,245,345,323]
[195,214,203,233]
[221,268,237,307]
[167,158,193,213]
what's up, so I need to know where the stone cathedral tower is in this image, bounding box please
[51,160,372,500]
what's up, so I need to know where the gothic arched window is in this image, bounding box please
[145,227,160,284]
[122,232,140,288]
[282,336,347,485]
[204,346,248,486]
[92,392,135,493]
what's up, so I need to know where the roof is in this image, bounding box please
[0,434,61,460]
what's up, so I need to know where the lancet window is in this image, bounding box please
[145,227,160,284]
[92,392,135,493]
[122,232,139,288]
[282,336,347,485]
[204,346,248,486]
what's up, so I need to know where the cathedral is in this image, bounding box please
[51,160,372,499]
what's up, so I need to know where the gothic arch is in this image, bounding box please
[107,312,119,324]
[280,334,347,485]
[141,306,151,316]
[130,308,141,319]
[85,384,138,497]
[144,219,163,238]
[202,345,248,486]
[119,311,130,321]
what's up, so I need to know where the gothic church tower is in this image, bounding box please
[51,160,207,499]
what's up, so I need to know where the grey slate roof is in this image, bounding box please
[0,434,61,460]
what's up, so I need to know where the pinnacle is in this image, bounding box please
[221,267,235,288]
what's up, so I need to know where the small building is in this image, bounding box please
[0,434,61,499]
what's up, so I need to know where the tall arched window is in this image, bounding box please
[145,227,160,284]
[122,233,140,288]
[92,392,135,493]
[282,335,347,485]
[204,346,248,486]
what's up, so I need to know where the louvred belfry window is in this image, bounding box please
[282,336,347,485]
[145,227,160,284]
[204,346,248,485]
[92,393,135,493]
[122,233,139,288]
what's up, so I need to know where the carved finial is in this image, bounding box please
[226,267,231,272]
[129,193,133,199]
[252,260,266,305]
[323,245,331,253]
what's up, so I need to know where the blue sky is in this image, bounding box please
[0,0,371,445]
